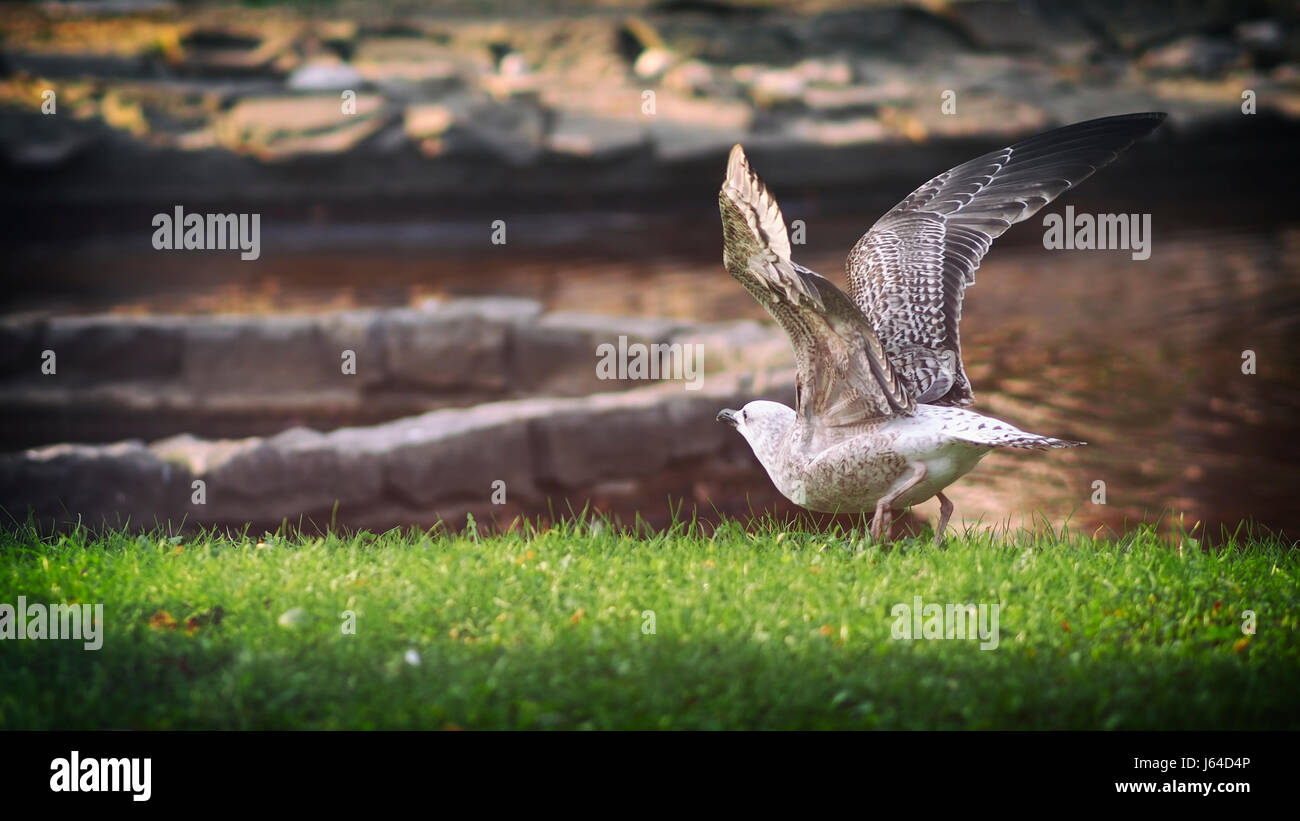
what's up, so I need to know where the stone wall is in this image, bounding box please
[0,297,789,447]
[0,297,800,532]
[2,0,1295,213]
[1,367,800,534]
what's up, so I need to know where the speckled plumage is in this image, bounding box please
[846,113,1168,407]
[716,114,1165,541]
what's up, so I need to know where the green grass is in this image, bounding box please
[1,518,1296,730]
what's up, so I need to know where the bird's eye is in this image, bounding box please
[742,410,748,421]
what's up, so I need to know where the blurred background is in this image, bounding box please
[1,0,1298,539]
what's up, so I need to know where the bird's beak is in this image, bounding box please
[717,408,739,428]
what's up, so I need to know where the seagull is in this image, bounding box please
[716,112,1165,542]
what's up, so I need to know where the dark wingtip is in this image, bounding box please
[1130,111,1168,132]
[1010,111,1169,154]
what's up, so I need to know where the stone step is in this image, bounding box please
[1,298,791,447]
[1,370,798,533]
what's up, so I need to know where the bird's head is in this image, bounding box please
[717,400,796,467]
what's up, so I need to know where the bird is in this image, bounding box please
[715,112,1166,543]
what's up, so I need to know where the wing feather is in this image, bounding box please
[721,145,914,428]
[847,112,1166,406]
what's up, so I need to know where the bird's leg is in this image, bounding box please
[870,463,928,542]
[868,505,891,542]
[934,492,954,545]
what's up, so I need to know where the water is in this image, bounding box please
[7,217,1299,538]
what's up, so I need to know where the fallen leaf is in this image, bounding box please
[185,605,225,633]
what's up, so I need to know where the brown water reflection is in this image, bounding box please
[10,224,1300,538]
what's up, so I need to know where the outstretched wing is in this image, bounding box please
[721,144,914,429]
[847,112,1166,406]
